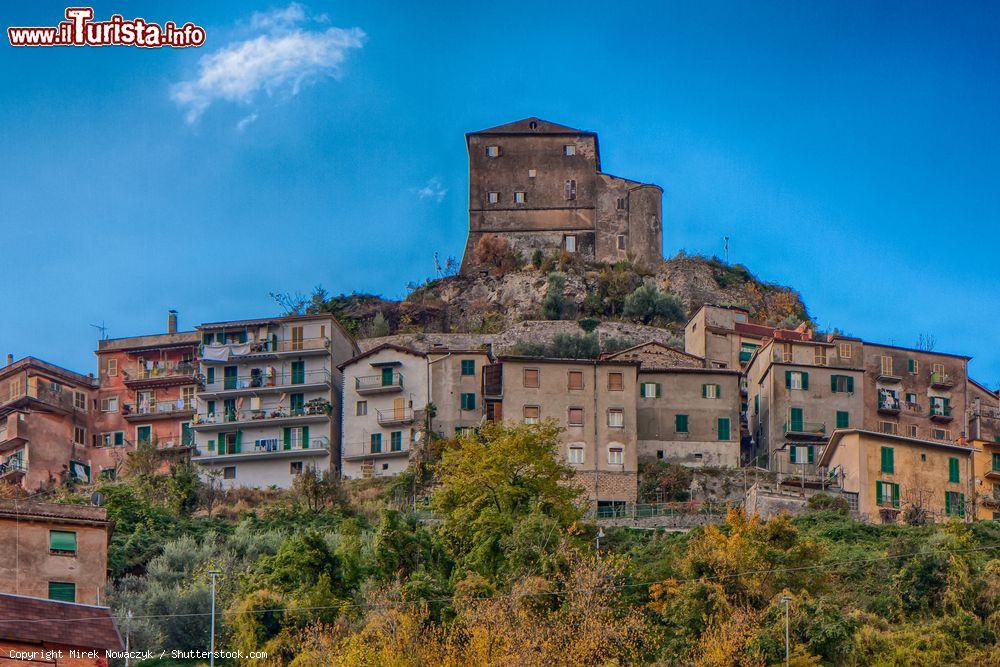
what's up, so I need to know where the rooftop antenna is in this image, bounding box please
[724,236,730,264]
[90,321,109,340]
[433,251,443,278]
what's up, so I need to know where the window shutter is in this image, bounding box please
[802,372,809,390]
[234,430,242,453]
[847,376,854,393]
[701,384,707,398]
[945,491,952,515]
[715,384,722,398]
[807,446,815,464]
[656,383,662,398]
[949,457,959,483]
[283,427,291,450]
[718,418,730,441]
[640,384,646,398]
[831,376,838,392]
[208,439,215,451]
[891,484,899,508]
[50,531,77,553]
[790,446,798,464]
[785,371,792,388]
[876,482,883,505]
[958,493,965,517]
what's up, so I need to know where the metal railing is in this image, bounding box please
[124,400,195,416]
[198,435,330,456]
[930,405,953,418]
[0,453,26,477]
[123,362,197,381]
[878,397,901,412]
[203,368,331,392]
[376,407,415,425]
[343,442,411,460]
[193,401,332,425]
[355,372,404,392]
[783,421,826,435]
[930,372,954,387]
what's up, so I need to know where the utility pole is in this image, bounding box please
[595,527,604,560]
[781,595,792,666]
[209,570,221,667]
[124,610,132,667]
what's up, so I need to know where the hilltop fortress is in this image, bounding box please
[460,117,663,273]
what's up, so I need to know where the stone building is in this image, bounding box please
[191,314,357,488]
[91,310,200,480]
[0,358,97,492]
[339,344,489,479]
[967,379,999,520]
[482,355,639,508]
[684,304,812,371]
[461,117,662,273]
[0,501,109,605]
[604,342,741,467]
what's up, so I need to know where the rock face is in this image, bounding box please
[329,253,809,342]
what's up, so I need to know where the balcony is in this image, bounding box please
[122,362,197,388]
[0,453,26,481]
[876,372,901,383]
[201,368,332,397]
[1,383,84,416]
[199,337,330,363]
[190,400,332,429]
[929,405,953,422]
[355,372,404,395]
[122,400,195,421]
[783,421,828,440]
[930,372,955,389]
[195,436,329,462]
[342,442,411,462]
[376,407,416,426]
[877,397,901,415]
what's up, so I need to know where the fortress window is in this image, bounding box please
[528,169,536,178]
[563,144,576,156]
[565,235,577,253]
[487,191,499,204]
[616,197,626,210]
[617,235,626,250]
[514,191,526,204]
[485,145,500,157]
[564,179,577,200]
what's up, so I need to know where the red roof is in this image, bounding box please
[0,594,123,651]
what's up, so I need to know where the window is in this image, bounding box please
[908,358,919,374]
[781,343,793,363]
[568,407,584,426]
[523,368,540,388]
[616,197,626,210]
[717,418,731,441]
[107,358,118,376]
[564,179,577,201]
[370,433,382,453]
[908,425,919,438]
[675,414,689,433]
[880,355,893,376]
[790,445,815,464]
[49,530,77,555]
[608,447,623,465]
[99,432,125,448]
[563,144,576,156]
[460,393,476,411]
[993,453,1000,472]
[930,396,951,417]
[831,375,854,393]
[785,371,808,390]
[461,359,475,376]
[617,234,626,250]
[528,169,536,178]
[608,372,624,391]
[568,446,584,464]
[100,396,119,412]
[73,427,86,445]
[948,457,960,484]
[814,348,828,366]
[48,582,75,603]
[223,466,236,480]
[565,234,577,252]
[74,391,86,411]
[356,401,367,416]
[523,406,540,424]
[488,191,499,204]
[640,382,661,398]
[836,411,850,428]
[608,408,624,428]
[945,491,965,517]
[390,431,403,451]
[905,392,917,405]
[485,145,499,157]
[181,386,195,409]
[568,371,584,390]
[932,362,944,376]
[290,461,304,475]
[702,383,721,399]
[514,191,526,204]
[932,428,950,441]
[880,446,894,474]
[838,342,852,359]
[876,481,900,508]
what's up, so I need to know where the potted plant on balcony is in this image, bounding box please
[305,398,331,415]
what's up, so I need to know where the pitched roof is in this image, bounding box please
[0,500,108,526]
[818,429,974,467]
[468,117,594,136]
[602,341,705,370]
[338,342,426,370]
[0,593,123,651]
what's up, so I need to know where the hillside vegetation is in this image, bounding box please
[54,422,999,666]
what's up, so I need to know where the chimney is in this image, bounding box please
[5,354,11,367]
[167,310,178,334]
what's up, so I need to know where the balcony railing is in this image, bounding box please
[200,337,330,361]
[376,407,416,426]
[123,400,195,418]
[930,372,955,389]
[203,368,331,393]
[123,362,197,384]
[355,372,404,394]
[930,405,953,421]
[342,442,411,461]
[197,435,329,457]
[783,421,827,437]
[0,453,26,478]
[878,397,901,414]
[192,401,331,426]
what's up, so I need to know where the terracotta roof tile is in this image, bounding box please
[0,594,123,651]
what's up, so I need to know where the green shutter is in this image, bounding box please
[49,531,77,553]
[114,431,125,446]
[381,367,394,386]
[461,360,475,376]
[283,427,292,450]
[701,384,707,398]
[807,446,815,464]
[891,483,900,508]
[836,411,849,428]
[945,491,952,515]
[790,445,798,464]
[881,447,894,474]
[847,376,854,393]
[876,482,883,505]
[208,439,215,451]
[785,370,792,388]
[715,384,722,398]
[801,372,809,390]
[203,333,214,345]
[949,457,959,483]
[754,395,759,413]
[302,426,309,449]
[640,384,646,398]
[234,430,242,453]
[831,375,838,392]
[656,383,662,398]
[790,407,803,432]
[958,493,965,518]
[291,360,305,385]
[48,582,75,603]
[675,414,688,433]
[718,418,730,441]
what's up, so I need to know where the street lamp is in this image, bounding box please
[208,570,221,667]
[595,527,605,559]
[780,595,792,666]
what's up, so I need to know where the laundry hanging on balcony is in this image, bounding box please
[202,344,230,362]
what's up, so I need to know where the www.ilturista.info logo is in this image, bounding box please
[8,7,205,48]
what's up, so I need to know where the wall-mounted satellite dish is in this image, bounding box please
[90,492,105,507]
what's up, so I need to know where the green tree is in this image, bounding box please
[542,272,568,320]
[431,420,583,578]
[622,283,685,324]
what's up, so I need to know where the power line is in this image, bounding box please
[2,542,997,626]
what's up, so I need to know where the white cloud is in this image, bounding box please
[413,178,448,202]
[171,4,365,123]
[236,113,258,131]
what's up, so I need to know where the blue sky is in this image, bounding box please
[1,1,998,386]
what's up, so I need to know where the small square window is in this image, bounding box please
[49,530,77,555]
[514,191,526,204]
[563,144,576,156]
[565,235,577,253]
[568,407,584,426]
[568,447,584,465]
[73,427,86,445]
[461,359,475,376]
[608,408,624,428]
[608,372,624,391]
[460,393,477,411]
[568,371,584,390]
[617,235,626,250]
[223,466,236,480]
[527,169,536,178]
[487,191,499,204]
[485,145,500,158]
[523,405,540,424]
[356,401,367,416]
[656,450,664,460]
[523,368,540,388]
[101,397,119,413]
[616,197,626,210]
[290,461,304,475]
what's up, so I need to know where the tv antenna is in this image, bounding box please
[90,321,109,340]
[724,236,730,264]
